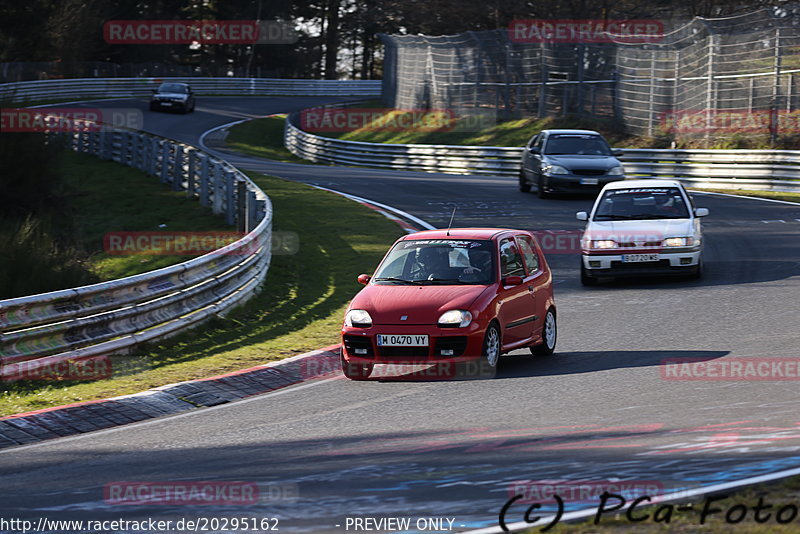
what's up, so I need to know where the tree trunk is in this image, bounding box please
[324,0,340,79]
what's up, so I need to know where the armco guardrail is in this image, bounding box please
[0,77,381,104]
[0,121,272,379]
[284,112,800,192]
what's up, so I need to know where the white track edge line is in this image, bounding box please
[198,118,250,152]
[690,190,800,206]
[311,185,437,230]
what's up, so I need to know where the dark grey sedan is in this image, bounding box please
[519,129,626,198]
[149,82,196,114]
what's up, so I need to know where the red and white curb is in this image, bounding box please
[0,345,341,450]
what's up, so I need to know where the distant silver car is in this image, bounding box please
[520,129,626,198]
[576,179,709,285]
[149,82,196,113]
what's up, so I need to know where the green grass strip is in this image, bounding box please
[0,171,403,416]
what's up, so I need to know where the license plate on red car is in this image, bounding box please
[377,334,428,346]
[623,254,660,263]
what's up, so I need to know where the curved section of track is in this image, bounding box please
[3,97,799,532]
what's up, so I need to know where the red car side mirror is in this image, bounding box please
[503,275,523,286]
[357,274,371,285]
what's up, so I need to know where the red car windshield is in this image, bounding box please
[373,239,496,285]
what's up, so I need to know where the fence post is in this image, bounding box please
[705,34,716,142]
[645,51,655,136]
[771,27,782,143]
[538,42,547,118]
[672,49,680,136]
[576,44,585,115]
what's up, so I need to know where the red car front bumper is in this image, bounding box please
[341,323,487,365]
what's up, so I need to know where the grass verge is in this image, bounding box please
[688,188,800,204]
[224,114,311,164]
[525,475,799,533]
[62,150,233,280]
[0,172,403,416]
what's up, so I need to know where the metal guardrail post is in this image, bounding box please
[212,161,224,215]
[236,179,247,233]
[225,170,236,226]
[173,146,185,191]
[199,154,210,207]
[137,133,147,171]
[187,149,197,197]
[246,190,258,233]
[160,141,170,184]
[148,137,159,175]
[118,132,130,165]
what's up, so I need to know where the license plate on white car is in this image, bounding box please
[580,177,599,185]
[623,254,660,263]
[377,334,428,346]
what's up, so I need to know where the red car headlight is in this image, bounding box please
[345,309,372,328]
[438,310,472,328]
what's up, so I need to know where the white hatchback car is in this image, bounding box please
[576,179,709,285]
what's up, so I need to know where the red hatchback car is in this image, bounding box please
[340,228,557,380]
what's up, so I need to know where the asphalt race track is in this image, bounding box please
[2,97,799,532]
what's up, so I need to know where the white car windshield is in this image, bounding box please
[373,239,495,285]
[594,187,690,220]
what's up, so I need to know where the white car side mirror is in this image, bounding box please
[576,211,588,221]
[695,208,709,217]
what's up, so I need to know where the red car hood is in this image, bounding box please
[350,284,492,325]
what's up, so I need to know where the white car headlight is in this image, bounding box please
[608,166,625,176]
[545,164,569,175]
[663,237,694,247]
[345,309,372,328]
[438,310,472,328]
[591,240,617,249]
